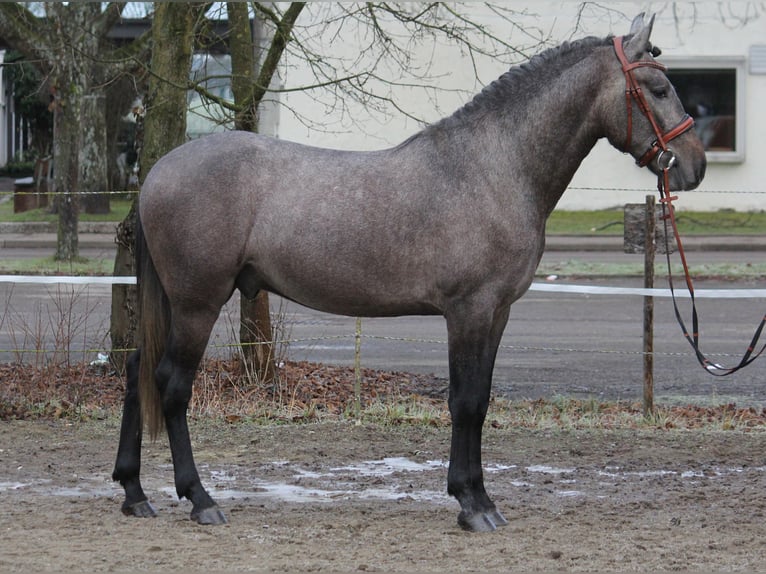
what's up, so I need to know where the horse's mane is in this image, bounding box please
[401,34,616,145]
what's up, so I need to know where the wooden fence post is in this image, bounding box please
[354,317,362,422]
[642,195,656,417]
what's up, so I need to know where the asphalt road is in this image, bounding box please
[1,242,765,407]
[278,274,766,407]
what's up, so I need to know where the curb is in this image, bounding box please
[0,221,119,234]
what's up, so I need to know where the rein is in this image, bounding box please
[656,171,766,376]
[614,35,766,375]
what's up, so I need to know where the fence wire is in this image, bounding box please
[0,328,751,361]
[3,186,766,197]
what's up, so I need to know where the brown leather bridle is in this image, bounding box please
[612,36,766,376]
[612,35,694,169]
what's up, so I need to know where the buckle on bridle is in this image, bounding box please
[656,149,676,170]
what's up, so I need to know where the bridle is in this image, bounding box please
[612,35,694,169]
[614,35,766,376]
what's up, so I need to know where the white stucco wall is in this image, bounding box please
[275,2,766,211]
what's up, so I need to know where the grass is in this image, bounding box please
[546,208,766,235]
[0,257,114,275]
[1,201,763,430]
[5,358,766,432]
[0,197,133,223]
[485,396,766,432]
[0,196,130,275]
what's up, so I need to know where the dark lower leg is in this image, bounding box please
[446,305,510,532]
[158,353,226,525]
[448,393,506,531]
[112,350,156,517]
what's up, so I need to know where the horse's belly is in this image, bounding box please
[269,277,441,318]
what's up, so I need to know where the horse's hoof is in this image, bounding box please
[490,509,509,527]
[457,508,507,532]
[122,499,158,518]
[191,505,228,525]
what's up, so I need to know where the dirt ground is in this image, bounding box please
[2,418,766,572]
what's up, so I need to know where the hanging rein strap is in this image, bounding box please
[657,173,766,376]
[614,35,766,376]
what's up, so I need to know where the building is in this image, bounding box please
[275,2,766,211]
[1,3,763,211]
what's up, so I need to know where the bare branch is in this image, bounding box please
[253,3,306,105]
[0,2,55,68]
[263,2,550,132]
[93,2,127,39]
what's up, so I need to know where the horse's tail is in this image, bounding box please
[135,213,170,441]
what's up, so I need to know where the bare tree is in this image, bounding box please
[0,2,148,260]
[226,2,303,384]
[191,3,548,133]
[110,2,207,372]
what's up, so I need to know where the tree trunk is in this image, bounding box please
[110,2,204,372]
[52,76,81,262]
[110,201,138,373]
[49,2,101,261]
[229,2,276,385]
[80,94,110,214]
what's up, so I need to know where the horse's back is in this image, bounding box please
[139,131,542,317]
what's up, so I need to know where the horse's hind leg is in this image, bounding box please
[445,302,511,532]
[112,349,157,517]
[158,306,226,524]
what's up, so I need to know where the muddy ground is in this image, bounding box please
[1,418,765,572]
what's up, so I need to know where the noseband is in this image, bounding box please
[613,36,694,168]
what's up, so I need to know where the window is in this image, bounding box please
[662,56,746,163]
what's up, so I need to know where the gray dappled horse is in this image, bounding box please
[113,14,706,532]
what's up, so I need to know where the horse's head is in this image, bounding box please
[602,13,706,191]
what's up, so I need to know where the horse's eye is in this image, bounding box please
[651,88,668,99]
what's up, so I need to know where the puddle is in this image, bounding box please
[486,463,517,473]
[526,465,576,474]
[330,457,445,476]
[0,481,31,491]
[556,490,584,497]
[0,477,121,498]
[166,482,339,504]
[5,458,766,504]
[198,457,450,503]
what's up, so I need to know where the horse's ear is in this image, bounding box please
[629,12,646,35]
[625,13,655,60]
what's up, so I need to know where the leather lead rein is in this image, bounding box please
[614,35,765,375]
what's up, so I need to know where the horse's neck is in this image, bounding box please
[511,73,605,217]
[451,56,606,218]
[520,102,601,217]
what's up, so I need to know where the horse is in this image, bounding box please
[112,13,706,532]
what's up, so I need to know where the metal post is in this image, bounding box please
[643,195,655,417]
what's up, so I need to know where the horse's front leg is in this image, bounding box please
[112,350,157,518]
[445,303,510,532]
